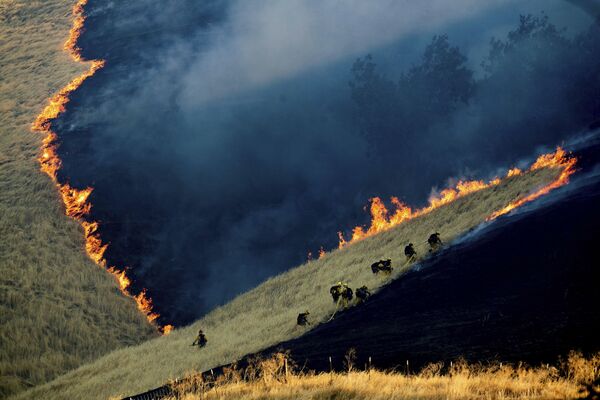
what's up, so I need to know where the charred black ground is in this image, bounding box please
[231,134,600,373]
[51,0,600,326]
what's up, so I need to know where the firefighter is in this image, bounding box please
[192,329,207,348]
[297,311,310,326]
[370,259,393,274]
[356,286,371,303]
[404,242,417,262]
[328,282,354,321]
[428,232,442,252]
[330,282,353,308]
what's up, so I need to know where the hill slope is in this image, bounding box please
[259,162,600,372]
[13,165,566,400]
[0,1,155,397]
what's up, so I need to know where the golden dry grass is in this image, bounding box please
[166,351,600,400]
[0,1,155,397]
[12,167,565,400]
[0,3,579,400]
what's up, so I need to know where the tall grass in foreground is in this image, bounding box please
[0,1,155,397]
[165,351,600,400]
[14,168,566,400]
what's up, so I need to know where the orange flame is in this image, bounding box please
[338,178,500,248]
[134,289,160,322]
[507,167,522,177]
[337,231,347,249]
[31,0,170,334]
[337,147,576,249]
[487,147,576,220]
[63,0,88,61]
[318,246,326,259]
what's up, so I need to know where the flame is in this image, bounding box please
[487,147,576,220]
[134,290,160,322]
[108,267,131,290]
[338,178,500,248]
[63,0,88,60]
[31,0,170,333]
[318,247,326,259]
[81,221,109,265]
[507,167,522,177]
[338,147,576,249]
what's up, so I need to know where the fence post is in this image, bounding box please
[210,369,217,396]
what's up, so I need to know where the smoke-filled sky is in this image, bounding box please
[56,0,597,326]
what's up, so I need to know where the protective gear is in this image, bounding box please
[428,232,442,251]
[328,282,354,321]
[404,243,417,261]
[371,259,393,274]
[330,282,353,307]
[297,311,310,326]
[192,329,207,348]
[356,286,371,303]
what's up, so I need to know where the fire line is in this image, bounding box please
[31,0,172,335]
[33,2,577,336]
[337,147,577,249]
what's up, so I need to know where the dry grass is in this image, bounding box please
[0,1,155,397]
[166,351,600,400]
[0,3,577,400]
[13,166,564,400]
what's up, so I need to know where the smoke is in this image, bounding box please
[55,0,597,326]
[176,0,517,105]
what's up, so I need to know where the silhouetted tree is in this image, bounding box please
[474,14,600,159]
[349,54,398,152]
[350,13,600,172]
[400,35,474,118]
[482,14,569,75]
[569,22,600,126]
[350,35,474,159]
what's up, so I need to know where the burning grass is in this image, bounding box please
[336,147,576,248]
[0,0,155,397]
[164,351,600,400]
[29,0,171,334]
[24,0,578,338]
[2,1,581,399]
[13,163,573,400]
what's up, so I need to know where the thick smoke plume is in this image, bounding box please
[54,0,598,325]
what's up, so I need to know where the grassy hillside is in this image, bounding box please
[0,1,155,397]
[14,166,564,400]
[165,351,600,400]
